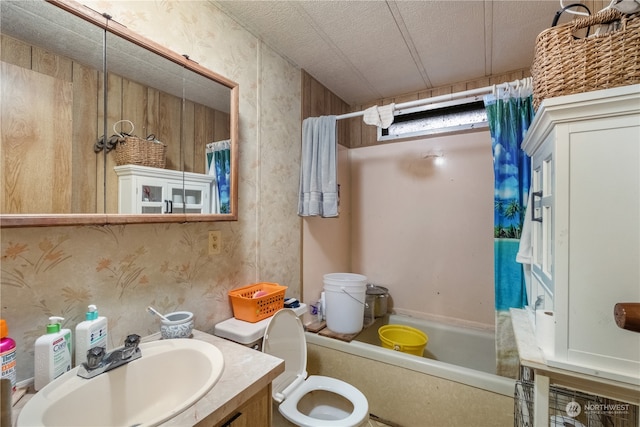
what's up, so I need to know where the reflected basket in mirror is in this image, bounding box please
[113,120,167,168]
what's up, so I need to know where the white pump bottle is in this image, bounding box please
[34,316,72,391]
[75,305,108,367]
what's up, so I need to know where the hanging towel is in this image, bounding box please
[362,103,395,129]
[298,116,338,217]
[378,103,395,128]
[363,106,380,127]
[516,191,533,265]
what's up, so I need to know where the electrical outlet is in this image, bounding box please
[208,231,221,255]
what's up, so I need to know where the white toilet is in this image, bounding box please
[263,309,369,427]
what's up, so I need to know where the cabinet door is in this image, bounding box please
[202,385,271,427]
[138,180,166,214]
[169,182,210,214]
[559,114,640,382]
[165,182,184,214]
[531,131,555,302]
[117,174,167,214]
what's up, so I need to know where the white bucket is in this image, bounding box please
[323,273,367,334]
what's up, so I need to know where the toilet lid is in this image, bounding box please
[262,309,308,402]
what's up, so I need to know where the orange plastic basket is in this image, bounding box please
[228,282,287,323]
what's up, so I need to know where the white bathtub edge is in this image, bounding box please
[305,331,515,397]
[393,308,495,333]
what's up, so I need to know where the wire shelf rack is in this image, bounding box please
[514,368,638,427]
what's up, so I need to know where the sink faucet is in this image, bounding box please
[77,334,141,379]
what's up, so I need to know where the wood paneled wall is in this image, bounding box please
[1,34,229,214]
[1,61,75,214]
[1,35,88,214]
[301,70,350,147]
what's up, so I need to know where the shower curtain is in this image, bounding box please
[206,140,231,214]
[484,79,535,377]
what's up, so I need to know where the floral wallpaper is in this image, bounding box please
[0,0,302,384]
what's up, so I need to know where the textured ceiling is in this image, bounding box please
[214,0,563,105]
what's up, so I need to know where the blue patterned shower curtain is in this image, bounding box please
[484,80,535,376]
[485,83,534,309]
[206,140,231,214]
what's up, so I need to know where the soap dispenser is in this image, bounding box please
[75,304,108,367]
[34,316,72,391]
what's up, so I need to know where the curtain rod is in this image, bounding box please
[336,78,531,120]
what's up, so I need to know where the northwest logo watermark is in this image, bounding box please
[565,401,631,418]
[583,402,631,416]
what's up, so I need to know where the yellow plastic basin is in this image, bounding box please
[378,324,428,356]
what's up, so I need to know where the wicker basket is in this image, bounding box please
[228,282,287,323]
[532,9,640,109]
[113,120,167,168]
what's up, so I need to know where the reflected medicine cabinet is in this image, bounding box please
[115,165,214,215]
[0,0,239,227]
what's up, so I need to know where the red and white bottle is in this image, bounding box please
[0,319,17,392]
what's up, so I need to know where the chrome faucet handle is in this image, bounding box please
[124,334,141,348]
[86,346,106,369]
[121,334,141,359]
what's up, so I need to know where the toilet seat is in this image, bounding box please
[263,309,369,427]
[279,375,369,427]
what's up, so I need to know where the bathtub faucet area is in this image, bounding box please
[77,334,141,379]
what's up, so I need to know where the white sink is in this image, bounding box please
[18,339,224,427]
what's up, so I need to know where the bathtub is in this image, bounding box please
[305,314,516,426]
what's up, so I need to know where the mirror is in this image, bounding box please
[0,0,238,226]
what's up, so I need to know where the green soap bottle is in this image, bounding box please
[34,316,72,391]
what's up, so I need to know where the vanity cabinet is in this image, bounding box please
[115,165,214,214]
[521,85,640,385]
[201,385,271,427]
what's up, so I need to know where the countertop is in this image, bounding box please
[510,308,546,369]
[510,308,640,405]
[12,330,285,426]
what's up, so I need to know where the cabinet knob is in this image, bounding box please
[614,303,640,333]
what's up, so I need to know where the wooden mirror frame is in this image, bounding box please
[0,0,238,228]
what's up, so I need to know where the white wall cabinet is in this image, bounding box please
[522,85,640,385]
[115,165,215,214]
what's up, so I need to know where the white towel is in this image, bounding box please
[363,106,380,127]
[516,191,532,265]
[298,116,338,217]
[378,103,395,128]
[362,103,395,129]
